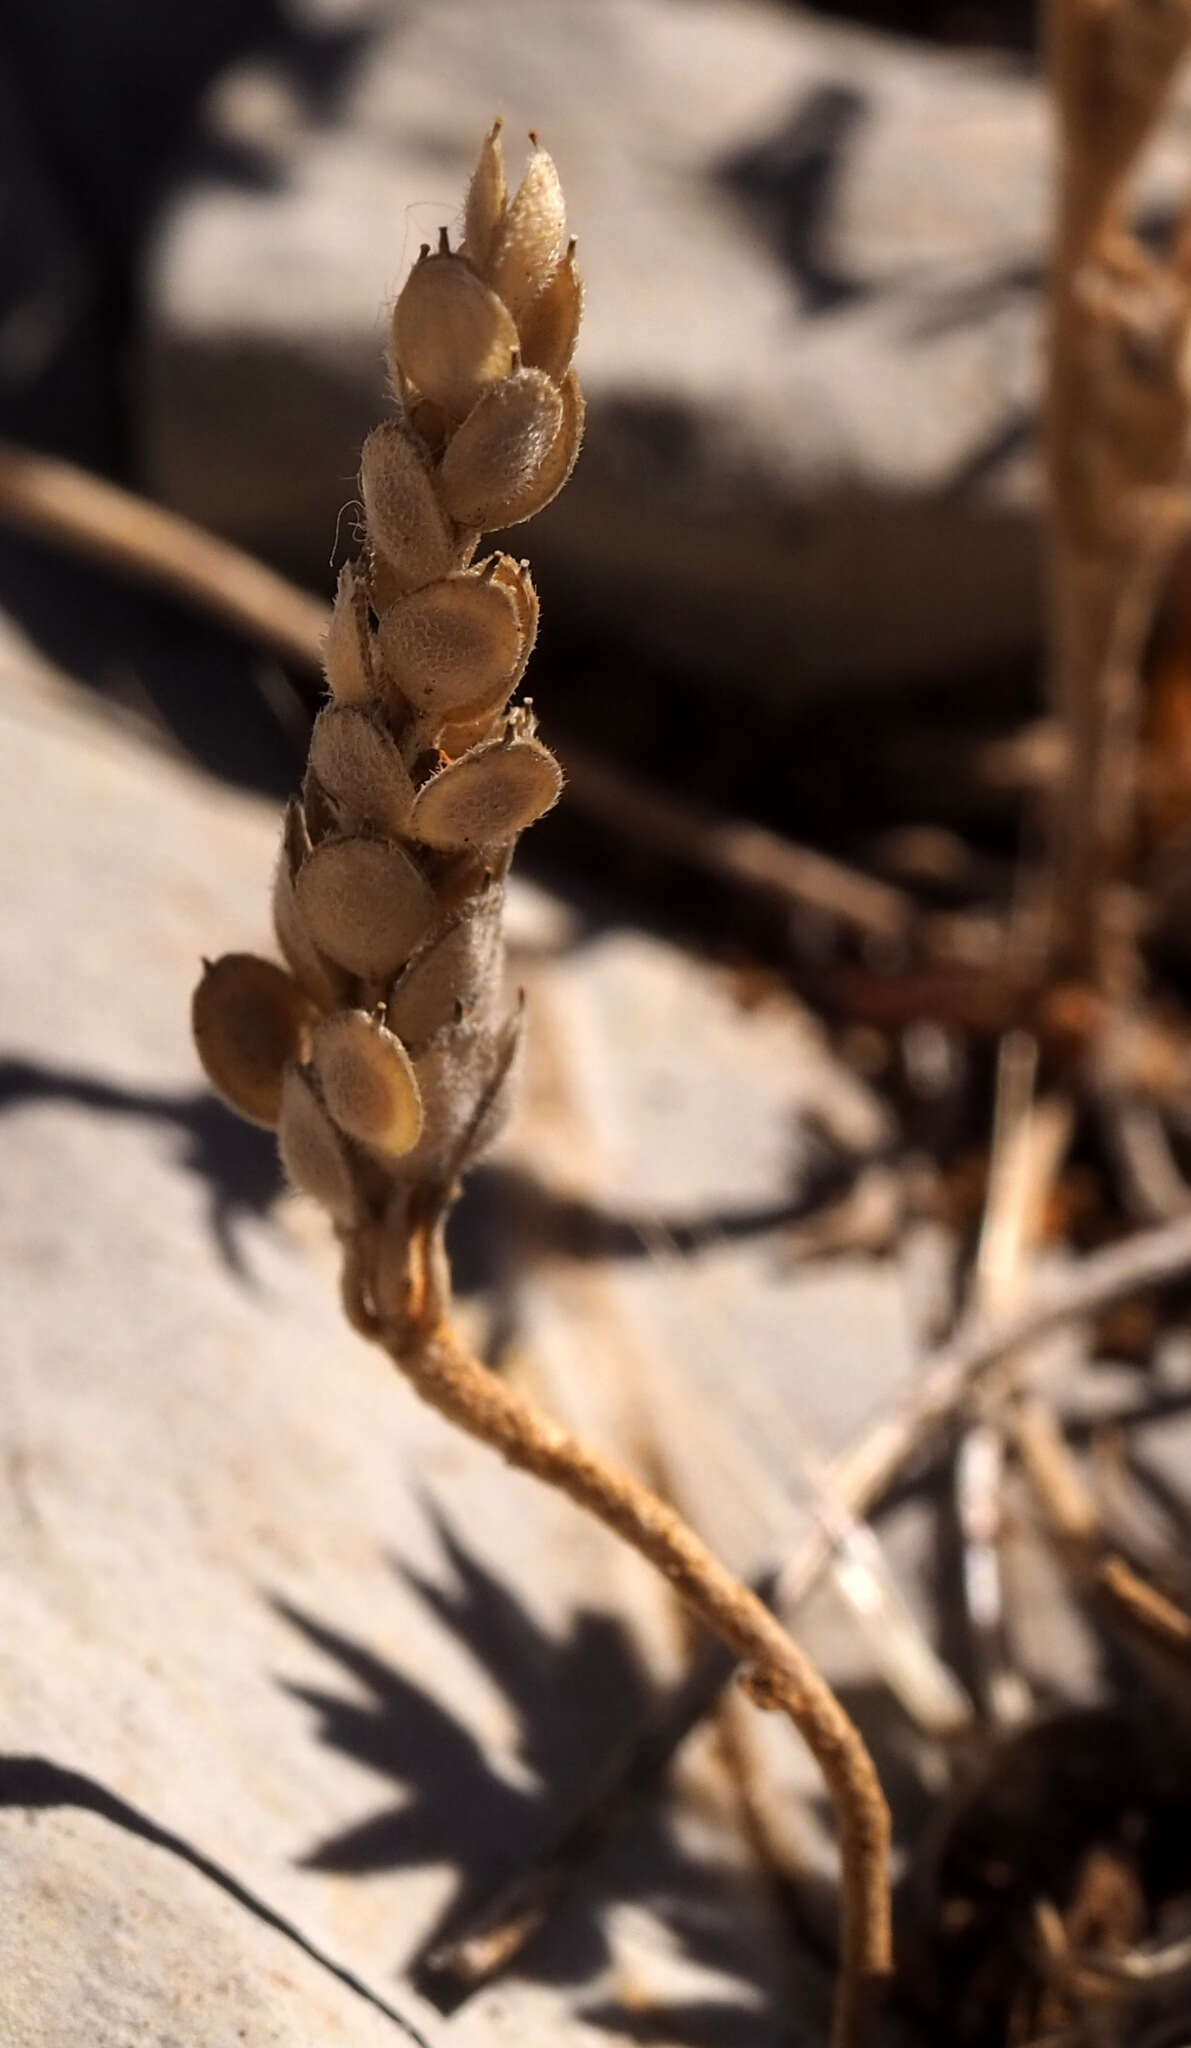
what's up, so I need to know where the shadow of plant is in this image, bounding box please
[0,1054,283,1274]
[276,1507,798,2041]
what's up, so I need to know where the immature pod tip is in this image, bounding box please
[490,145,567,319]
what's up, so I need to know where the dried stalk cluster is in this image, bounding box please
[192,129,891,2048]
[1047,0,1191,989]
[193,123,582,1317]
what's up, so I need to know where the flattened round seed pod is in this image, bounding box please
[278,1063,359,1224]
[437,368,563,531]
[408,737,562,849]
[192,953,313,1127]
[464,119,507,272]
[491,148,567,320]
[375,572,522,721]
[273,855,344,1011]
[308,705,415,837]
[493,556,539,689]
[393,252,519,419]
[312,1010,423,1155]
[488,366,584,528]
[361,420,455,593]
[322,561,375,706]
[518,241,583,381]
[295,838,436,981]
[387,888,504,1045]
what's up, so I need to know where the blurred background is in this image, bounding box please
[0,0,1061,861]
[13,8,1191,2048]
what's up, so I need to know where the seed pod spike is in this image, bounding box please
[464,117,507,273]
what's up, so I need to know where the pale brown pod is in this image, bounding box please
[490,365,584,529]
[308,704,415,837]
[375,571,522,723]
[192,953,314,1128]
[295,837,436,981]
[408,736,563,849]
[322,560,375,706]
[518,241,583,381]
[464,118,507,272]
[273,854,345,1012]
[312,1010,423,1155]
[393,251,519,419]
[386,887,504,1046]
[437,367,564,530]
[493,556,539,689]
[361,420,456,593]
[277,1063,360,1225]
[490,147,567,320]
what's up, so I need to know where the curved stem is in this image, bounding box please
[382,1308,892,2048]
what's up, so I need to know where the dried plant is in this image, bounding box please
[1046,0,1191,993]
[191,126,890,2048]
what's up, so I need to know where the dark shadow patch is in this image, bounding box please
[446,1157,846,1303]
[276,1507,794,2021]
[717,84,870,315]
[0,1054,283,1274]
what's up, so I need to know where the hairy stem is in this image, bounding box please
[380,1303,892,2048]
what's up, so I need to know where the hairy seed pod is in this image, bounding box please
[499,366,584,527]
[312,1010,423,1155]
[518,241,583,381]
[375,571,523,723]
[408,736,563,849]
[308,705,415,837]
[296,837,436,980]
[393,251,519,419]
[493,555,539,688]
[402,1003,523,1184]
[273,855,343,1011]
[361,420,456,594]
[323,560,376,705]
[491,147,567,320]
[438,367,564,529]
[278,1063,360,1224]
[192,953,314,1127]
[464,119,507,271]
[386,888,504,1046]
[272,799,345,1009]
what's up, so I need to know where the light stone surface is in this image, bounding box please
[0,1805,425,2048]
[0,622,921,2042]
[140,0,1191,698]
